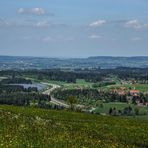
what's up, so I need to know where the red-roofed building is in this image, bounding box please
[130,90,140,96]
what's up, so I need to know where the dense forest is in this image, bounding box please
[52,88,127,104]
[1,77,32,84]
[53,88,148,104]
[0,84,38,93]
[0,92,50,106]
[0,77,50,107]
[0,68,148,83]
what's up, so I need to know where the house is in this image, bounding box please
[130,90,140,96]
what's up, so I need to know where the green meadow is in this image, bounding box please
[0,105,148,147]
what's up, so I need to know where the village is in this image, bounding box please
[110,87,148,107]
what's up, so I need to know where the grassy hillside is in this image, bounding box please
[0,105,148,147]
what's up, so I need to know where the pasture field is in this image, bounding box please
[25,76,148,93]
[63,79,93,89]
[95,102,148,119]
[104,83,148,93]
[25,76,94,88]
[104,84,148,92]
[0,105,148,147]
[132,84,148,93]
[42,78,94,89]
[76,79,94,85]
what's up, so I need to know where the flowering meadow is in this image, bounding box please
[0,105,148,147]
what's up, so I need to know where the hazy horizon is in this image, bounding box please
[0,0,148,57]
[1,54,148,59]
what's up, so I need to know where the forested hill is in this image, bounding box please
[0,55,148,70]
[88,56,148,60]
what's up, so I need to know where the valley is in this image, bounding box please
[0,67,148,147]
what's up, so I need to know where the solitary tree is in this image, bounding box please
[109,108,113,115]
[96,100,104,108]
[66,96,77,110]
[134,107,139,115]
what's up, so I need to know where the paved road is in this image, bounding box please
[41,82,69,108]
[0,77,7,80]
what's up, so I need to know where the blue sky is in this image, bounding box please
[0,0,148,57]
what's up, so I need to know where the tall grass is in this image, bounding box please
[0,105,148,147]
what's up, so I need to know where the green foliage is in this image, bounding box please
[1,77,32,84]
[0,92,50,106]
[95,102,148,118]
[134,107,140,115]
[52,88,127,105]
[0,83,50,107]
[66,96,77,110]
[96,100,104,108]
[0,105,148,147]
[92,81,116,88]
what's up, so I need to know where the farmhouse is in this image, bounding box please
[130,90,140,96]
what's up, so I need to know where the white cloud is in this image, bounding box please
[35,21,49,27]
[0,18,48,28]
[43,36,53,42]
[31,8,46,15]
[17,8,53,16]
[143,24,148,28]
[0,18,67,29]
[34,21,67,28]
[0,19,16,27]
[125,19,148,29]
[125,19,141,29]
[18,8,25,14]
[43,35,74,42]
[131,37,142,41]
[89,34,102,39]
[89,20,106,27]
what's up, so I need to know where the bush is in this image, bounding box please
[134,107,139,115]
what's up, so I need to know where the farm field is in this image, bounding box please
[95,102,148,119]
[24,74,148,96]
[64,79,94,89]
[26,75,148,92]
[104,83,148,93]
[132,84,148,93]
[0,105,148,147]
[27,77,94,89]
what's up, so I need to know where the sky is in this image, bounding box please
[0,0,148,58]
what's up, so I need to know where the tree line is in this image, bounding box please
[0,92,50,106]
[51,88,127,104]
[1,77,32,84]
[1,68,148,83]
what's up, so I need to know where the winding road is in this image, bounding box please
[41,82,69,108]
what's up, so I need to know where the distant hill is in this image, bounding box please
[0,55,148,70]
[88,56,148,60]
